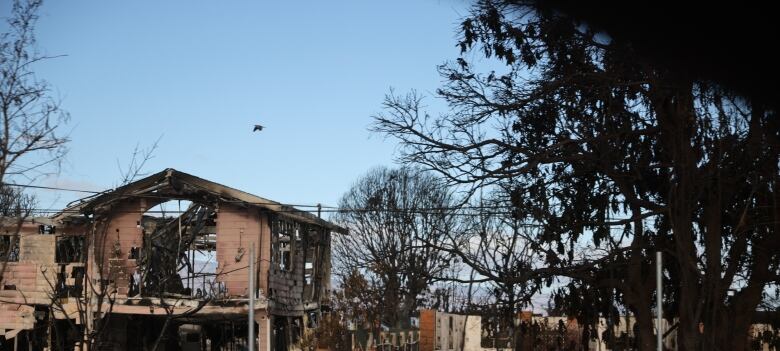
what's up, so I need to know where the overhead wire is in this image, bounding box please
[1,182,526,215]
[6,181,764,228]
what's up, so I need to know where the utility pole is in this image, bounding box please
[656,251,663,351]
[248,245,255,351]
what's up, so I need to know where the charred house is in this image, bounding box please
[0,169,345,351]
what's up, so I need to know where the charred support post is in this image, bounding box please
[249,245,255,351]
[86,234,96,351]
[656,251,662,351]
[190,244,195,292]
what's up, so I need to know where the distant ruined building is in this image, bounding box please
[354,309,780,351]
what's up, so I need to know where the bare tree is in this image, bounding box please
[416,185,545,349]
[332,166,459,330]
[0,0,69,185]
[39,139,160,351]
[0,0,67,307]
[81,139,160,350]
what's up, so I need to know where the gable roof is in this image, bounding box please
[54,168,346,233]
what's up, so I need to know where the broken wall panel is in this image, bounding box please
[258,211,272,299]
[0,226,75,335]
[1,262,37,292]
[214,204,264,297]
[19,234,55,264]
[1,231,68,303]
[268,218,332,317]
[0,303,35,331]
[93,199,149,295]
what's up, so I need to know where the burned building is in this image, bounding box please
[0,168,345,350]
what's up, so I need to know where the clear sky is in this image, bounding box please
[4,0,471,213]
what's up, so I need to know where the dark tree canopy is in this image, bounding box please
[373,1,779,350]
[528,0,780,108]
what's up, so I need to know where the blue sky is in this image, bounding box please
[4,0,471,213]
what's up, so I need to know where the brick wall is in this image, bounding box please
[215,204,266,297]
[95,200,145,295]
[0,303,35,331]
[419,309,436,351]
[1,234,60,300]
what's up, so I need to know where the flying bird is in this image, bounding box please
[253,124,264,132]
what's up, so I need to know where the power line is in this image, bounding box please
[21,207,521,215]
[2,182,102,194]
[0,182,701,225]
[1,182,534,215]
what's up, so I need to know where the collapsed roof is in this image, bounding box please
[53,168,346,234]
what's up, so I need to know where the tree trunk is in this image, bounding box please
[649,79,701,351]
[621,208,657,351]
